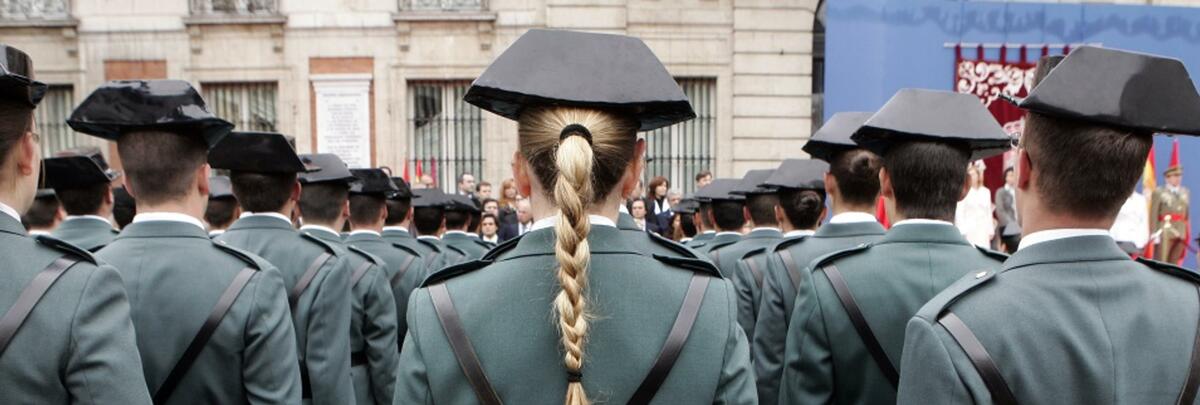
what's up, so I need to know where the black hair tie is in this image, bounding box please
[566,370,583,383]
[559,124,593,145]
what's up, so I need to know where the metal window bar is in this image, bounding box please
[36,85,100,157]
[645,78,716,196]
[1,0,69,21]
[408,81,483,192]
[402,0,484,12]
[202,82,278,132]
[190,0,278,15]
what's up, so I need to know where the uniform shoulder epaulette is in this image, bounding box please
[211,240,271,271]
[773,235,811,252]
[918,267,999,321]
[300,232,339,254]
[87,244,108,253]
[647,230,702,258]
[480,234,523,261]
[35,235,98,264]
[651,254,723,278]
[974,245,1010,262]
[688,241,707,249]
[706,239,739,254]
[417,238,443,253]
[421,258,493,287]
[1137,257,1200,284]
[810,242,873,270]
[472,239,494,250]
[443,243,467,257]
[740,246,767,261]
[347,245,384,266]
[388,241,421,257]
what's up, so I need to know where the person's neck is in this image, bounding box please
[831,201,875,217]
[529,192,621,224]
[353,222,384,233]
[139,196,206,220]
[302,219,342,233]
[1020,205,1112,235]
[0,192,30,215]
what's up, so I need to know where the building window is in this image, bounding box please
[644,78,716,196]
[407,80,483,191]
[36,85,98,156]
[812,0,826,133]
[190,0,278,16]
[401,0,484,12]
[1,0,69,21]
[202,82,278,132]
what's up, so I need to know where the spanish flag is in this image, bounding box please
[1142,146,1156,259]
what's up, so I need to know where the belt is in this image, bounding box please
[301,352,367,399]
[1160,214,1189,222]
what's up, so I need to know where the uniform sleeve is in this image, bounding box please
[394,290,435,405]
[732,260,758,340]
[751,252,791,405]
[306,255,355,404]
[715,279,759,405]
[65,263,154,405]
[897,317,975,404]
[243,267,302,404]
[363,268,400,405]
[778,269,834,405]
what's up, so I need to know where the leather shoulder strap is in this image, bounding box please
[0,257,80,358]
[821,264,898,387]
[429,283,502,405]
[779,249,803,290]
[154,267,257,405]
[629,273,711,405]
[349,260,374,288]
[389,255,418,290]
[742,256,764,290]
[290,252,332,311]
[937,312,1018,405]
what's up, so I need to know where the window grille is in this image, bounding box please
[401,0,484,12]
[202,82,278,132]
[407,80,484,192]
[644,78,717,196]
[0,0,69,21]
[36,86,101,157]
[190,0,278,16]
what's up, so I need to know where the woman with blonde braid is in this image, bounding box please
[395,29,756,405]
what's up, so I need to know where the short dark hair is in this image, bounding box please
[385,198,412,225]
[1024,112,1152,220]
[711,200,746,231]
[698,202,715,228]
[882,141,970,221]
[349,194,386,227]
[482,198,498,208]
[117,131,207,206]
[478,181,491,189]
[679,213,697,238]
[0,100,33,168]
[230,172,296,213]
[779,188,826,229]
[112,187,135,229]
[204,198,239,229]
[745,194,779,226]
[56,183,110,215]
[830,148,882,207]
[412,207,444,236]
[22,195,59,229]
[695,171,712,182]
[444,209,471,230]
[299,182,349,223]
[459,172,474,183]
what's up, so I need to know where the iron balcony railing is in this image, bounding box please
[401,0,484,12]
[0,0,69,21]
[190,0,278,16]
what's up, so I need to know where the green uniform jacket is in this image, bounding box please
[780,223,1005,405]
[688,231,717,249]
[752,221,886,405]
[897,235,1200,405]
[441,231,492,261]
[698,232,742,275]
[0,215,151,404]
[718,228,783,338]
[395,225,758,404]
[382,228,425,260]
[346,231,426,351]
[307,229,399,405]
[98,219,301,404]
[414,236,466,273]
[51,216,118,251]
[216,215,354,404]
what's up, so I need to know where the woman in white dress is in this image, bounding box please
[955,163,995,247]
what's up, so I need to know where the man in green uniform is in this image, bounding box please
[695,178,746,274]
[346,169,425,351]
[410,187,466,271]
[779,88,1010,405]
[43,150,120,251]
[295,156,398,405]
[898,48,1200,405]
[213,136,354,405]
[675,197,701,243]
[753,113,886,404]
[204,175,239,237]
[1151,160,1191,264]
[442,194,493,260]
[687,198,718,248]
[71,80,301,403]
[726,169,784,338]
[382,176,426,258]
[0,44,152,405]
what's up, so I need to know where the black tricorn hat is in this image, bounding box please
[209,175,234,199]
[209,132,311,173]
[851,89,1010,161]
[0,44,47,107]
[464,29,696,131]
[763,159,829,190]
[43,152,121,190]
[694,178,745,202]
[389,176,414,200]
[1008,46,1200,136]
[350,169,400,196]
[731,169,777,195]
[671,197,700,214]
[298,154,356,185]
[804,112,874,162]
[411,188,450,208]
[67,80,234,148]
[445,194,482,213]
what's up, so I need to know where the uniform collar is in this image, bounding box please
[828,212,877,224]
[530,215,617,232]
[382,226,409,234]
[444,230,475,239]
[230,213,295,231]
[417,235,440,241]
[64,215,113,227]
[299,224,340,238]
[813,220,887,238]
[133,212,206,231]
[208,229,225,237]
[784,229,816,238]
[0,201,20,225]
[503,225,637,258]
[881,220,968,245]
[28,230,51,236]
[241,211,292,224]
[892,218,954,227]
[120,216,211,239]
[1018,228,1112,252]
[1005,234,1128,272]
[350,229,381,237]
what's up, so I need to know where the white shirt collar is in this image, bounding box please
[1018,228,1112,251]
[299,224,340,237]
[350,229,381,237]
[829,212,877,224]
[133,212,206,231]
[530,215,617,232]
[29,230,52,236]
[0,201,20,224]
[241,212,292,224]
[209,229,225,237]
[751,227,781,233]
[701,230,716,235]
[382,226,409,233]
[716,231,742,237]
[444,230,470,237]
[417,235,440,241]
[65,215,113,226]
[892,218,954,227]
[785,230,816,238]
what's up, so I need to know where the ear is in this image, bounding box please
[377,203,388,223]
[289,180,302,202]
[341,199,350,220]
[1017,149,1033,192]
[54,205,65,222]
[743,206,752,223]
[823,172,838,199]
[818,205,828,226]
[621,139,648,199]
[104,186,115,206]
[196,164,211,198]
[774,205,787,224]
[17,131,38,177]
[512,151,533,197]
[878,167,895,200]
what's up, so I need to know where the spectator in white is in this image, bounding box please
[457,172,476,197]
[955,162,995,247]
[629,199,648,230]
[1110,187,1150,255]
[645,176,672,215]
